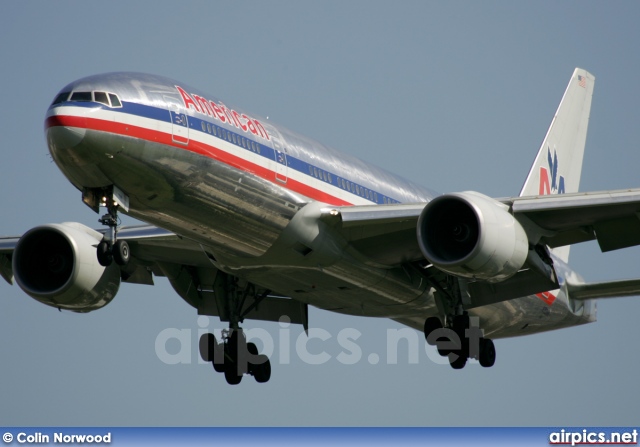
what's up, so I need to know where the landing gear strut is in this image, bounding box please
[94,189,130,267]
[198,272,272,385]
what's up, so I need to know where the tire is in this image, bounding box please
[253,355,271,383]
[212,342,225,373]
[223,332,244,384]
[198,333,217,362]
[423,317,443,345]
[113,240,130,266]
[224,363,242,385]
[479,338,496,368]
[246,342,259,374]
[247,342,258,355]
[97,241,113,267]
[449,352,467,370]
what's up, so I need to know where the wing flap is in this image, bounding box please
[330,203,426,228]
[322,203,426,266]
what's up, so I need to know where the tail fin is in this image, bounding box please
[520,68,595,262]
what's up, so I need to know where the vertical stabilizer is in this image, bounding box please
[519,68,595,262]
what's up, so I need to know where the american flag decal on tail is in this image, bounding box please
[578,75,587,88]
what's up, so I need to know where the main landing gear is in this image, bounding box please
[96,195,130,267]
[199,329,271,385]
[198,273,272,385]
[423,313,496,369]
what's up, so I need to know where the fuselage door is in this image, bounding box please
[164,96,189,145]
[265,123,288,183]
[275,148,288,183]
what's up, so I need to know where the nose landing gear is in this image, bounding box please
[86,186,130,267]
[96,203,130,267]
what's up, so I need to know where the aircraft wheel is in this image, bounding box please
[423,317,442,345]
[223,345,242,384]
[247,342,258,356]
[113,240,130,266]
[479,338,496,368]
[449,352,467,370]
[198,333,217,362]
[97,241,113,267]
[212,349,225,373]
[223,331,244,384]
[224,363,242,385]
[253,355,271,383]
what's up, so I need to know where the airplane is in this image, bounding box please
[2,67,640,384]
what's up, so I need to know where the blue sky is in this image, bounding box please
[1,1,640,426]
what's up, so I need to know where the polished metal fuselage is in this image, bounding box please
[45,72,595,338]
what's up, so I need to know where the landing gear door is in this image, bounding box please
[164,96,189,145]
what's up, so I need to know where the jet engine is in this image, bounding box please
[417,191,528,282]
[12,223,120,312]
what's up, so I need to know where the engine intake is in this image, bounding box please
[13,223,120,312]
[417,192,528,282]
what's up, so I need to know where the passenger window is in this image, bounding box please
[70,91,92,102]
[207,123,212,133]
[108,93,122,107]
[213,126,217,136]
[201,122,206,131]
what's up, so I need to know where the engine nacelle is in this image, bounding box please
[12,223,120,312]
[417,191,528,282]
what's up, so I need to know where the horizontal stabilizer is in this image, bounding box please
[0,254,12,285]
[568,279,640,301]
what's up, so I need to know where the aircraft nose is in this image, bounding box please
[45,108,87,152]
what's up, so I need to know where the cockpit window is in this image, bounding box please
[108,93,122,107]
[94,91,109,106]
[70,91,92,102]
[65,91,123,108]
[51,92,70,106]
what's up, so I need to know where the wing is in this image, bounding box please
[322,187,640,266]
[321,188,640,306]
[505,188,640,251]
[0,224,307,326]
